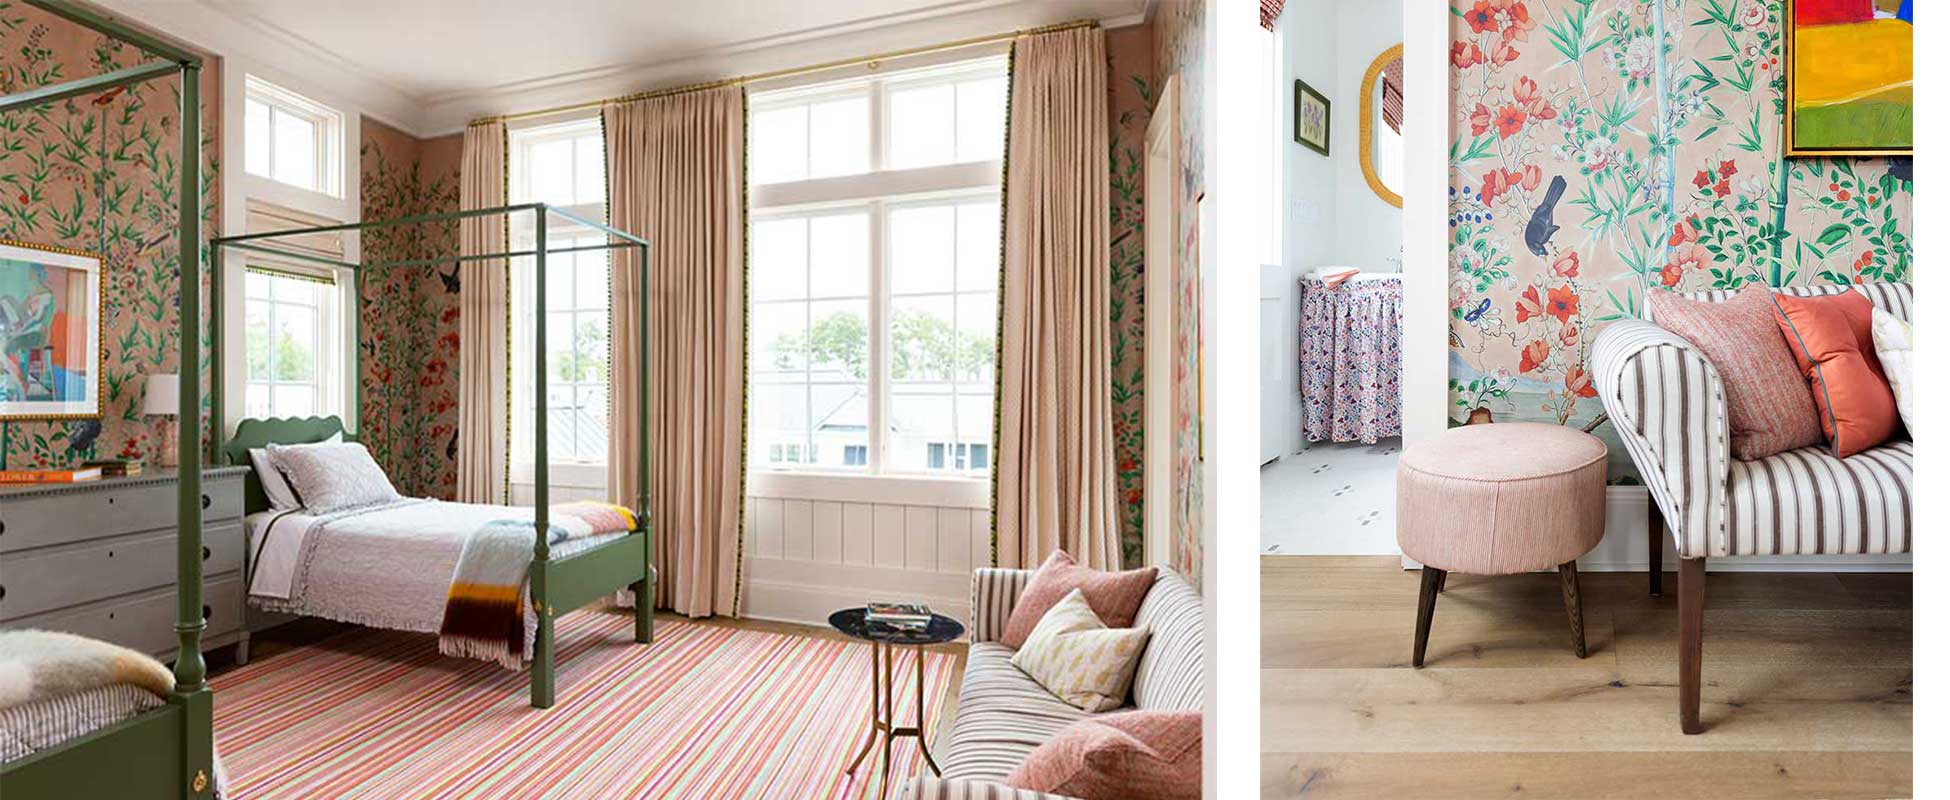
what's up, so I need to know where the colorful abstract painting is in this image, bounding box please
[1786,0,1912,154]
[0,241,101,418]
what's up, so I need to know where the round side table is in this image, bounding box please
[828,608,964,794]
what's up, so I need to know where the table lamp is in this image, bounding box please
[142,373,179,468]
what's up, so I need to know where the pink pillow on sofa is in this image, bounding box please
[1647,285,1823,460]
[1001,551,1156,650]
[1006,710,1201,799]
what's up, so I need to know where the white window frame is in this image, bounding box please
[240,263,347,421]
[243,75,345,199]
[747,55,1005,493]
[507,116,611,489]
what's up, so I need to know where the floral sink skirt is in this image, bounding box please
[1299,274,1403,444]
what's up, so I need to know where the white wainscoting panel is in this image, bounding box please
[741,482,990,626]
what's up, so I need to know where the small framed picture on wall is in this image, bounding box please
[1294,78,1330,156]
[1,239,104,420]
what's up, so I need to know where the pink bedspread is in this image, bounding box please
[1299,275,1403,444]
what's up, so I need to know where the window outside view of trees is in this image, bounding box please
[509,119,610,466]
[747,56,1005,478]
[242,268,337,419]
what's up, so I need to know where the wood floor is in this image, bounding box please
[1262,556,1912,799]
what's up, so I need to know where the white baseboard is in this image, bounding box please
[740,557,972,628]
[1404,487,1911,573]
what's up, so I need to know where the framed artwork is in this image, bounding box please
[1294,78,1331,156]
[1784,0,1912,156]
[1,240,104,420]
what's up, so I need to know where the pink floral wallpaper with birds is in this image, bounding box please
[1447,0,1912,478]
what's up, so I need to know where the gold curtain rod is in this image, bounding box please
[467,18,1098,128]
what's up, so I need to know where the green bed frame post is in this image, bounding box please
[632,240,653,645]
[530,206,555,709]
[173,60,215,800]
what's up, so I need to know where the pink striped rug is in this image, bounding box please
[210,609,956,799]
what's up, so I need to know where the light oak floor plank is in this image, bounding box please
[1262,556,1911,796]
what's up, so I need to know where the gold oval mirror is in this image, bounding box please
[1360,44,1404,208]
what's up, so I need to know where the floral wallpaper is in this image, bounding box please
[1156,0,1206,587]
[0,2,220,470]
[1105,24,1156,568]
[357,120,461,499]
[1446,0,1913,477]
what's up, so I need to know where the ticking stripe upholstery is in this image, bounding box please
[970,568,1034,643]
[941,643,1095,782]
[0,684,160,763]
[902,776,1075,799]
[1594,281,1912,559]
[1130,569,1204,712]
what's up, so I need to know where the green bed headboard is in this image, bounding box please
[221,416,352,515]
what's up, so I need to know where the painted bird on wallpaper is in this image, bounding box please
[1525,175,1566,257]
[439,263,461,294]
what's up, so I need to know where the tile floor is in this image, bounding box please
[1261,437,1400,555]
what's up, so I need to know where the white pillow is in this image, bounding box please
[1010,588,1151,712]
[247,448,302,510]
[266,441,400,513]
[1870,307,1913,434]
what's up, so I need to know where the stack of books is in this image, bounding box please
[82,459,144,477]
[0,466,104,484]
[865,602,933,632]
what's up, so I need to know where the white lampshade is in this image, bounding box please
[141,373,180,417]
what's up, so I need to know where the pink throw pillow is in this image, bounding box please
[1647,286,1823,460]
[1006,710,1201,800]
[1002,551,1156,650]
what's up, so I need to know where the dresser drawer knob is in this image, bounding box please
[202,494,212,510]
[202,604,212,621]
[1,584,7,601]
[202,546,212,561]
[0,519,6,535]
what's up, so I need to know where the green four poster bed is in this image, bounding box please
[0,1,215,798]
[208,200,657,711]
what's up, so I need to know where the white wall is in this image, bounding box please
[1328,2,1405,274]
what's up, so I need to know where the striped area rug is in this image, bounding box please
[211,609,957,799]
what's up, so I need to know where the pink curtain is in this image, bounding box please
[993,27,1119,570]
[604,87,746,618]
[456,121,508,504]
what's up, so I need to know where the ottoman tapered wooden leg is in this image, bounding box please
[1434,570,1447,593]
[1557,561,1587,658]
[1679,557,1706,734]
[1413,567,1444,668]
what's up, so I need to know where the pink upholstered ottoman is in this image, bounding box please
[1397,422,1608,666]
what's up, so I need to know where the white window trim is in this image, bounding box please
[239,259,353,421]
[747,56,1005,489]
[244,74,346,199]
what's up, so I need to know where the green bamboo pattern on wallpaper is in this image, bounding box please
[0,1,218,469]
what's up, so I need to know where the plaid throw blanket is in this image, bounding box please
[437,502,636,668]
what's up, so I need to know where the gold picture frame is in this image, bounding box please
[1,238,106,421]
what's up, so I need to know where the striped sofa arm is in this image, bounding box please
[968,568,1034,643]
[900,776,1080,800]
[1591,319,1732,559]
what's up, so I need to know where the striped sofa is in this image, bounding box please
[901,567,1204,799]
[1591,280,1912,734]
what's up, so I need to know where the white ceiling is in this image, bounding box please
[102,0,1149,136]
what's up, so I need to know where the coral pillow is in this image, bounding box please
[1001,551,1156,650]
[1006,710,1202,800]
[1647,286,1823,460]
[1772,291,1898,458]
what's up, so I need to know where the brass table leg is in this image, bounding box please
[844,640,943,795]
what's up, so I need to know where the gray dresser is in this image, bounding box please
[0,467,251,664]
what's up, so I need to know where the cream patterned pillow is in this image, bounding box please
[1870,307,1913,434]
[1011,588,1152,712]
[267,441,401,513]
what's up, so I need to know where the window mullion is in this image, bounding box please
[868,199,886,475]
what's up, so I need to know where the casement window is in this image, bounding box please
[509,117,610,468]
[747,55,1006,479]
[242,266,342,419]
[243,76,344,197]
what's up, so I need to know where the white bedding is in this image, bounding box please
[246,499,628,639]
